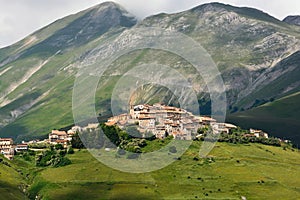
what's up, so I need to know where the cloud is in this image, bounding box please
[0,0,299,48]
[0,0,103,47]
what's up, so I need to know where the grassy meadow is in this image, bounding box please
[2,141,299,200]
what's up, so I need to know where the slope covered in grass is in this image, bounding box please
[0,156,27,200]
[23,142,300,199]
[228,92,300,146]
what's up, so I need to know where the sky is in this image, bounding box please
[0,0,299,48]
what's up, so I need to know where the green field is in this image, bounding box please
[2,141,299,200]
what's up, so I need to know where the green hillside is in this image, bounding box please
[228,92,300,145]
[0,2,137,141]
[2,142,300,199]
[0,155,27,200]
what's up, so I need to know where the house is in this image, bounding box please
[49,130,74,147]
[250,129,268,138]
[49,130,68,143]
[83,123,99,132]
[67,125,82,135]
[105,120,116,126]
[200,116,217,125]
[15,143,28,152]
[0,138,14,160]
[71,125,83,133]
[212,123,237,134]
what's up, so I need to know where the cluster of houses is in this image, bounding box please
[0,104,280,160]
[48,123,98,147]
[0,123,102,160]
[106,103,241,140]
[0,138,28,160]
[0,124,93,160]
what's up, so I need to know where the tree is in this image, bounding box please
[144,131,156,140]
[35,149,71,167]
[117,148,126,155]
[55,143,64,150]
[125,126,143,139]
[71,133,85,149]
[164,131,169,138]
[67,147,74,154]
[101,124,121,145]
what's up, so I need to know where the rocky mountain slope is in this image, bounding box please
[0,2,299,144]
[138,3,300,108]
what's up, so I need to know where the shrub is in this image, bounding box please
[55,144,64,150]
[59,150,66,156]
[22,152,32,161]
[53,157,71,167]
[67,147,74,154]
[117,148,126,155]
[127,153,139,159]
[169,146,177,153]
[71,133,85,149]
[35,149,71,167]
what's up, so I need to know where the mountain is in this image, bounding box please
[0,2,137,141]
[138,3,300,108]
[0,2,299,145]
[283,15,300,26]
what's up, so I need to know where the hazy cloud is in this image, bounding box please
[0,0,299,48]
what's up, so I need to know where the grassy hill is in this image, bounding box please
[228,91,300,146]
[0,155,28,200]
[2,142,299,199]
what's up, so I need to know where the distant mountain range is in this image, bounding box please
[0,2,299,145]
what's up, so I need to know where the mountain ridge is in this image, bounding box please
[0,2,299,145]
[283,15,300,26]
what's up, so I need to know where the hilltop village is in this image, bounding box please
[106,103,240,140]
[1,103,291,160]
[104,104,277,141]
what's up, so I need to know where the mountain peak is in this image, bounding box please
[22,1,137,57]
[283,15,300,26]
[89,1,129,14]
[86,1,137,24]
[191,2,280,24]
